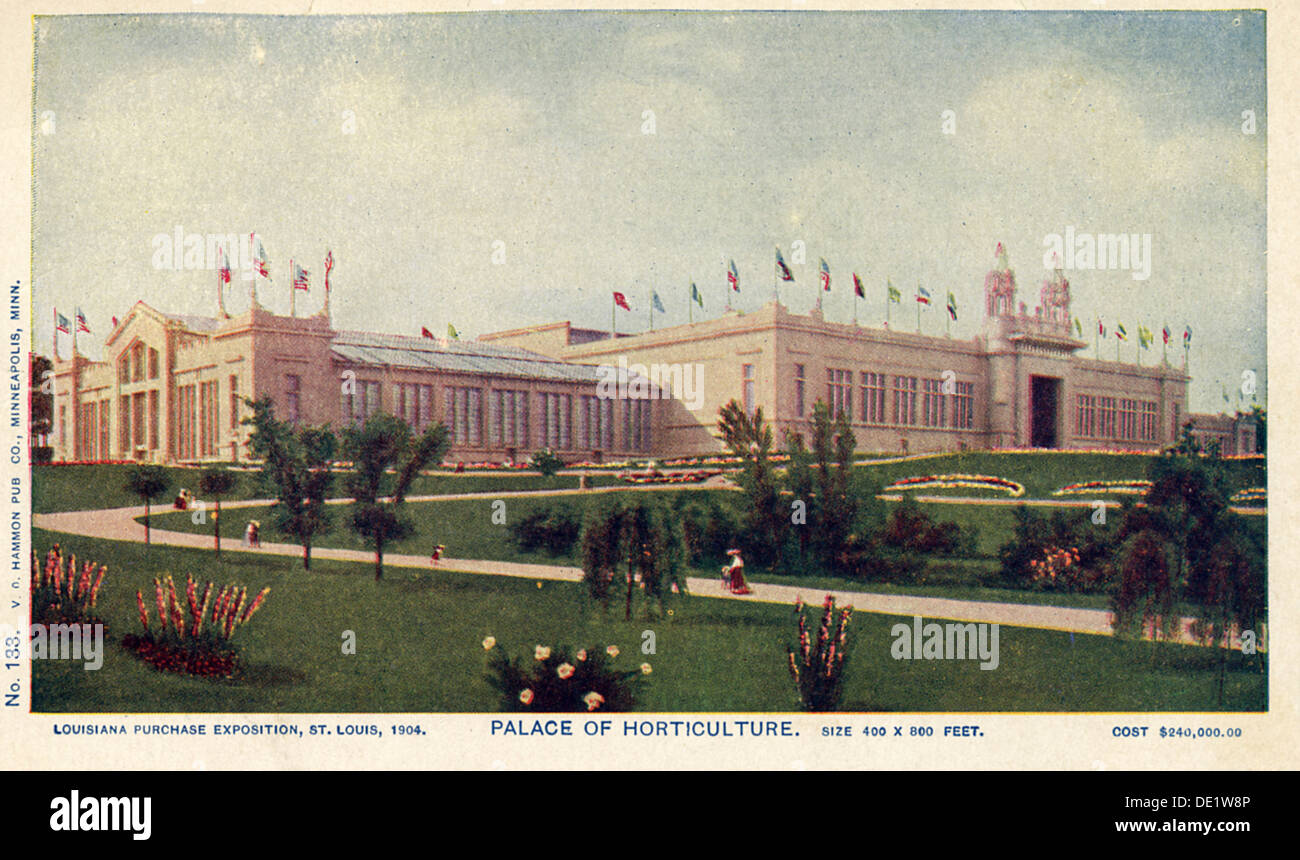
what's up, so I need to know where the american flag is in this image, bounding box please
[218,246,232,284]
[55,312,70,334]
[727,259,739,292]
[775,248,794,282]
[75,308,91,333]
[251,233,270,278]
[292,261,311,291]
[819,259,831,292]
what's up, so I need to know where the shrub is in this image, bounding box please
[31,545,107,626]
[882,498,964,555]
[122,574,269,678]
[31,446,53,465]
[484,640,646,712]
[529,448,565,477]
[509,505,582,556]
[787,595,854,712]
[997,506,1111,593]
[675,497,743,567]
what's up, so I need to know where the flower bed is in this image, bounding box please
[1051,479,1152,496]
[620,469,723,485]
[883,474,1025,497]
[123,574,270,679]
[32,545,108,626]
[1229,487,1266,505]
[484,640,646,712]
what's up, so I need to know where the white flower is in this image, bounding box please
[482,636,496,651]
[557,663,575,680]
[519,689,534,706]
[583,692,605,711]
[606,645,619,658]
[534,645,551,661]
[640,663,653,675]
[575,650,588,662]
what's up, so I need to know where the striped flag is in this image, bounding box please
[75,308,91,333]
[916,286,932,305]
[887,280,901,303]
[1098,319,1106,337]
[1184,326,1192,345]
[324,250,334,293]
[691,282,704,309]
[292,262,311,291]
[853,273,865,299]
[55,312,70,334]
[1116,322,1128,341]
[819,258,831,292]
[1162,325,1170,345]
[946,291,958,321]
[250,233,270,278]
[775,248,794,282]
[727,259,739,292]
[218,246,232,284]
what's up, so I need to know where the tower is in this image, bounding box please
[1037,263,1072,331]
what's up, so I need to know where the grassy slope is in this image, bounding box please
[31,527,1266,713]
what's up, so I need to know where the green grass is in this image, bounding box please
[31,527,1267,712]
[33,463,618,513]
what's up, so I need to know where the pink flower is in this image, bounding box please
[575,650,588,662]
[519,689,534,706]
[557,663,575,680]
[640,663,653,675]
[606,645,620,658]
[534,645,551,661]
[583,692,605,711]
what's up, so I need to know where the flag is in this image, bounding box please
[1184,326,1192,345]
[775,248,794,282]
[614,291,631,311]
[251,233,270,278]
[324,250,334,293]
[853,273,865,299]
[819,258,831,292]
[75,308,90,333]
[1098,319,1105,337]
[421,327,434,339]
[691,282,704,308]
[447,323,460,340]
[1162,325,1170,345]
[1073,317,1083,337]
[652,292,665,314]
[887,279,901,303]
[916,286,931,305]
[218,246,232,284]
[727,259,739,292]
[55,312,70,334]
[946,291,958,321]
[1116,322,1128,341]
[111,316,119,329]
[1138,326,1152,349]
[292,261,311,291]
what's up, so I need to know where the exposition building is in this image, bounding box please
[46,245,1256,465]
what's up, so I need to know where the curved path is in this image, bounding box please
[33,487,1245,648]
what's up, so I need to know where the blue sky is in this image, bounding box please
[33,11,1266,412]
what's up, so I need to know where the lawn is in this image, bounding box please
[30,527,1267,712]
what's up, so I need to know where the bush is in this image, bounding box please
[997,506,1112,593]
[31,446,53,465]
[675,497,743,567]
[882,498,965,555]
[485,640,647,712]
[509,505,582,556]
[787,595,854,712]
[31,545,107,626]
[529,448,565,477]
[122,574,270,678]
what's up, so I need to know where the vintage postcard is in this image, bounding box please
[2,1,1295,775]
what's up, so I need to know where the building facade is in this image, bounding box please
[47,246,1254,465]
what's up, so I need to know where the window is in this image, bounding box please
[1075,394,1095,437]
[132,391,147,449]
[175,385,195,459]
[445,387,483,446]
[131,343,145,383]
[342,380,382,425]
[199,381,218,456]
[540,393,573,449]
[742,364,755,413]
[623,398,651,452]
[118,395,130,454]
[117,354,130,385]
[148,348,160,380]
[582,395,614,450]
[826,369,853,419]
[860,372,886,424]
[1171,403,1181,442]
[892,376,917,425]
[1119,399,1138,441]
[491,390,529,446]
[229,375,239,430]
[794,364,805,418]
[285,374,301,424]
[98,400,110,460]
[59,406,66,452]
[1098,397,1117,438]
[922,379,947,428]
[1140,401,1157,442]
[149,389,160,450]
[953,382,975,430]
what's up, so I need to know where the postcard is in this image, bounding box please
[2,0,1294,774]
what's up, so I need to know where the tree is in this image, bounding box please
[1111,528,1176,657]
[783,427,814,563]
[197,467,238,557]
[124,464,170,546]
[1189,524,1266,704]
[244,396,336,570]
[1249,404,1266,453]
[810,402,858,573]
[29,353,53,449]
[342,413,450,581]
[716,399,785,570]
[579,496,686,620]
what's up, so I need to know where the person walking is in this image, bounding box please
[723,548,752,595]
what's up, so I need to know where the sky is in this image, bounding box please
[32,11,1266,413]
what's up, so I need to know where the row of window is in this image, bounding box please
[117,342,161,385]
[793,365,977,431]
[1075,395,1160,442]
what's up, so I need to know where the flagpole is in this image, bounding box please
[945,295,951,338]
[290,259,296,318]
[52,307,58,362]
[885,282,891,330]
[853,291,858,326]
[611,294,616,340]
[688,284,693,325]
[916,282,921,334]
